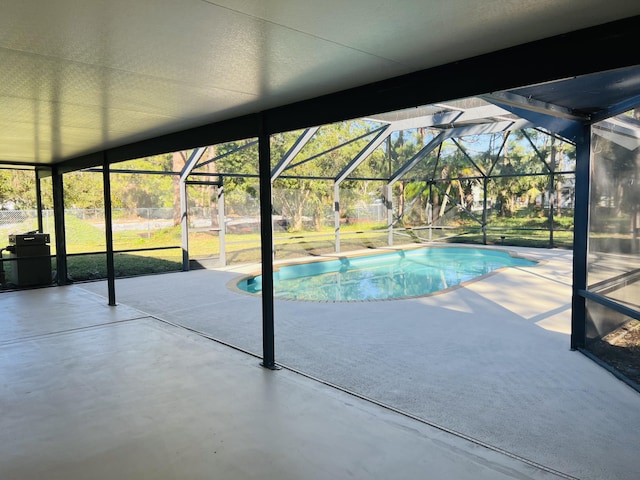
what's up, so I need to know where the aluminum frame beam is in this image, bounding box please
[334,183,341,252]
[483,92,590,122]
[592,116,640,151]
[335,125,391,184]
[389,134,446,186]
[334,108,499,185]
[102,156,116,306]
[571,125,591,350]
[196,140,258,170]
[389,119,532,185]
[333,111,493,250]
[520,130,554,173]
[258,120,278,370]
[180,147,209,271]
[385,183,393,245]
[217,181,226,267]
[383,111,462,132]
[286,127,385,172]
[449,104,513,123]
[34,170,44,233]
[271,127,319,181]
[483,92,586,142]
[450,138,487,177]
[590,93,640,124]
[333,110,476,249]
[51,167,68,286]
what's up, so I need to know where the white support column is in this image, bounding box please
[179,147,208,271]
[428,184,433,242]
[217,182,226,267]
[385,183,393,246]
[334,183,340,253]
[180,179,189,271]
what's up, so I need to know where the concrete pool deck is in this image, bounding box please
[4,245,640,479]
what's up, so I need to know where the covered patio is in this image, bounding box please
[2,246,637,479]
[2,2,640,480]
[1,282,571,480]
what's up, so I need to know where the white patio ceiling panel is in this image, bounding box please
[1,0,639,165]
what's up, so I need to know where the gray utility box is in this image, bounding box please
[6,233,52,287]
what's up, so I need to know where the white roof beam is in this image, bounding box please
[271,127,320,181]
[180,146,208,181]
[593,117,640,151]
[335,126,392,184]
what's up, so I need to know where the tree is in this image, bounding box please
[486,129,559,218]
[271,121,379,231]
[108,155,173,211]
[0,169,36,208]
[213,140,259,217]
[592,120,640,236]
[62,171,104,209]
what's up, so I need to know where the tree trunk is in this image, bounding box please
[432,191,440,223]
[292,200,305,230]
[313,202,323,231]
[439,183,452,219]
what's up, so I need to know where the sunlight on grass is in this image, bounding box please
[2,212,576,284]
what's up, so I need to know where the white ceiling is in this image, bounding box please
[2,0,640,165]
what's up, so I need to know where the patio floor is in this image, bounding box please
[3,245,640,479]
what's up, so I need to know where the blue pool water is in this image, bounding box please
[236,247,536,301]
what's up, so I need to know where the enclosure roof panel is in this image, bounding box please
[509,65,640,117]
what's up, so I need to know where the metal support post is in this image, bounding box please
[259,121,278,370]
[571,125,591,350]
[482,177,488,245]
[179,147,208,272]
[385,183,393,246]
[51,167,68,286]
[35,170,44,233]
[334,183,340,253]
[180,179,189,271]
[218,180,226,267]
[102,157,116,306]
[549,144,556,248]
[428,183,433,241]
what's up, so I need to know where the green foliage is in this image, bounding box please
[591,133,639,218]
[271,121,391,230]
[200,140,260,216]
[0,169,37,208]
[110,156,174,209]
[2,124,578,261]
[61,171,105,208]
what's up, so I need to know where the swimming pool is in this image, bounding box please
[236,247,537,301]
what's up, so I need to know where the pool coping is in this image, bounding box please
[226,243,543,303]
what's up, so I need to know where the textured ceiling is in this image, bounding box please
[1,0,640,165]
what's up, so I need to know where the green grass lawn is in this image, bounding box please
[1,211,575,285]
